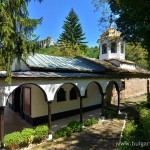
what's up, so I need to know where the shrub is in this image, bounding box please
[117,120,137,150]
[53,127,72,139]
[3,131,23,149]
[33,125,49,143]
[134,101,148,111]
[140,108,150,142]
[123,120,137,140]
[21,128,35,146]
[103,109,118,118]
[67,120,82,132]
[83,118,98,126]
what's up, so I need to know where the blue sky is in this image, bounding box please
[28,0,103,47]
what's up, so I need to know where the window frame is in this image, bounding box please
[111,42,117,53]
[70,87,78,100]
[102,44,107,54]
[121,43,124,54]
[57,88,66,102]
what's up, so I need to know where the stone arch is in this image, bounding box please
[83,81,103,110]
[54,82,81,98]
[6,83,48,126]
[105,81,119,106]
[51,83,81,117]
[85,81,103,97]
[3,82,48,107]
[7,83,48,103]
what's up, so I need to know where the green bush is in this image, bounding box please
[83,118,98,126]
[67,120,82,132]
[53,127,72,139]
[33,125,49,143]
[134,101,148,111]
[123,120,137,140]
[3,131,23,149]
[140,108,150,142]
[117,120,137,150]
[21,128,35,146]
[103,109,118,118]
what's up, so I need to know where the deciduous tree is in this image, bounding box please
[93,0,150,64]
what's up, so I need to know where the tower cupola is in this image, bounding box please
[97,15,125,60]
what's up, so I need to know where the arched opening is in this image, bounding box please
[121,43,124,54]
[105,81,119,107]
[70,87,78,100]
[57,88,66,102]
[5,83,48,134]
[102,44,107,54]
[111,42,117,53]
[52,83,81,120]
[84,82,103,114]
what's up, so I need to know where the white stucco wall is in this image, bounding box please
[12,58,30,71]
[120,64,136,70]
[7,94,13,104]
[22,84,48,118]
[0,78,121,107]
[99,40,125,60]
[83,82,102,107]
[51,84,80,114]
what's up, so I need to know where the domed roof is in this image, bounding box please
[100,15,121,40]
[100,24,121,39]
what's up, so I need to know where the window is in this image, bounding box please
[70,87,78,100]
[102,44,107,54]
[111,42,117,53]
[57,88,66,102]
[121,81,125,90]
[121,43,124,53]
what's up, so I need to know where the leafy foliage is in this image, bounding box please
[82,45,99,59]
[118,102,150,150]
[103,109,118,118]
[67,120,82,132]
[0,0,43,83]
[3,131,23,149]
[21,128,35,146]
[53,127,73,139]
[33,125,49,143]
[53,120,82,139]
[35,45,60,56]
[83,118,98,126]
[57,42,84,58]
[35,44,99,59]
[93,0,150,65]
[125,43,149,70]
[140,109,150,142]
[3,125,49,149]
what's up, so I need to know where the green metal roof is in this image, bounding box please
[25,53,107,73]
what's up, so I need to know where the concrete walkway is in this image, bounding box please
[4,106,102,134]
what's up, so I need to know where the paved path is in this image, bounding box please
[4,106,101,134]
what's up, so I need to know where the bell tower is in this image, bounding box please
[97,15,125,60]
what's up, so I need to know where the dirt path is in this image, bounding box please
[27,119,124,150]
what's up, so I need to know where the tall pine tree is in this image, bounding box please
[0,0,43,83]
[59,8,86,46]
